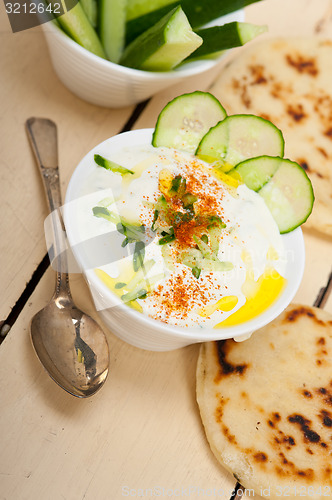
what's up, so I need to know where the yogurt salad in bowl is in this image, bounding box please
[64,92,313,350]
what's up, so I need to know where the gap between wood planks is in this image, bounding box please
[230,269,332,500]
[0,99,150,344]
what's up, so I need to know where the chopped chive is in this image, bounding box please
[158,227,175,245]
[201,234,209,244]
[92,206,111,218]
[115,282,127,289]
[133,241,145,272]
[92,206,120,224]
[121,288,148,302]
[94,154,134,175]
[117,220,145,244]
[151,209,159,231]
[121,237,129,248]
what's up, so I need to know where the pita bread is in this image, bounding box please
[210,38,332,236]
[196,304,332,499]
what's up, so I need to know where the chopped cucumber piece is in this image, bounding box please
[152,91,226,153]
[196,114,284,170]
[120,6,202,71]
[125,0,264,45]
[186,22,267,61]
[51,1,106,58]
[125,259,156,291]
[80,0,98,28]
[231,155,282,192]
[126,0,174,21]
[258,159,314,233]
[94,154,134,175]
[100,0,127,63]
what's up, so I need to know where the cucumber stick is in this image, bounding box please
[79,0,98,28]
[125,0,264,45]
[100,0,127,63]
[258,159,314,233]
[186,22,268,61]
[120,6,202,71]
[52,1,106,58]
[126,0,174,21]
[152,91,226,153]
[196,115,284,170]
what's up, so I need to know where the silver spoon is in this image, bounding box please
[26,117,109,398]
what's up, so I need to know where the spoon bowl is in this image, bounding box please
[26,117,109,397]
[31,298,109,398]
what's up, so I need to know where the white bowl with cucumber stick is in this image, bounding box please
[63,92,312,350]
[40,0,267,108]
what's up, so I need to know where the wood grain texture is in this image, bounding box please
[0,8,134,321]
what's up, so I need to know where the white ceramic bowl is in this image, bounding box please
[63,129,305,351]
[41,9,243,108]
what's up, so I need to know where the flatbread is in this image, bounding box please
[210,38,332,236]
[196,304,332,500]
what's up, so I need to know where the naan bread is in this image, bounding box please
[196,304,332,499]
[210,38,332,236]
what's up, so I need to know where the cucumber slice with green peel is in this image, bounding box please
[126,0,174,21]
[100,0,127,63]
[125,0,264,46]
[258,159,314,233]
[185,22,268,61]
[152,91,227,153]
[230,155,283,192]
[52,1,106,58]
[120,6,202,71]
[196,115,285,170]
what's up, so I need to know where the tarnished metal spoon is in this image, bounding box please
[26,117,109,398]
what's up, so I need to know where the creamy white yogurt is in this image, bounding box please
[75,144,287,328]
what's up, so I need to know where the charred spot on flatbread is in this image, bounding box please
[285,53,319,76]
[196,304,332,498]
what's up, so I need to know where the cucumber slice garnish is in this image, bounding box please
[230,155,282,192]
[196,115,285,170]
[258,159,314,233]
[152,91,227,153]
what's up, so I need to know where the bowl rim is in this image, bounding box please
[63,128,305,342]
[42,8,245,80]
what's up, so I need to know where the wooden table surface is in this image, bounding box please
[1,1,332,499]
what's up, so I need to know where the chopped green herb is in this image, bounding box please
[133,240,145,272]
[182,192,197,209]
[94,154,134,175]
[158,227,175,245]
[201,234,209,244]
[115,282,127,289]
[207,215,226,229]
[121,237,129,248]
[121,288,148,302]
[92,206,120,224]
[192,266,201,279]
[170,175,182,192]
[171,210,194,226]
[151,209,159,231]
[116,220,145,243]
